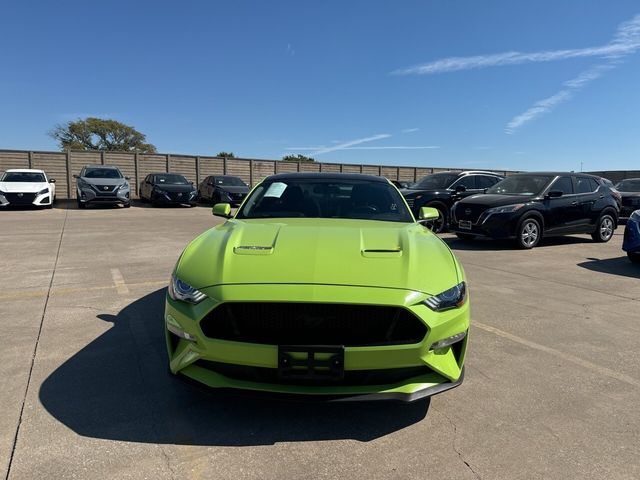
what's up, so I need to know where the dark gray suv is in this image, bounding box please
[74,165,131,209]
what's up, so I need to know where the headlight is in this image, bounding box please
[117,182,129,191]
[37,188,49,195]
[168,274,207,304]
[630,210,640,221]
[424,282,467,311]
[485,204,525,214]
[77,179,89,189]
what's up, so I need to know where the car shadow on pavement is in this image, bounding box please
[39,289,429,446]
[442,234,594,251]
[577,256,640,279]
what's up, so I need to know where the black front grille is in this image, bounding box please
[454,203,486,223]
[200,302,427,346]
[92,184,117,194]
[195,360,432,386]
[622,196,640,207]
[4,193,36,205]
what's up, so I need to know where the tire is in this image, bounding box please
[424,203,448,233]
[45,203,53,209]
[77,199,85,209]
[627,252,640,264]
[591,213,615,243]
[516,217,541,249]
[123,202,131,208]
[455,233,476,241]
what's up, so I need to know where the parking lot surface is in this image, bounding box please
[1,203,639,480]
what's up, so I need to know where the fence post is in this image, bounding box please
[134,153,140,198]
[28,151,33,169]
[297,161,301,172]
[101,151,105,165]
[413,168,417,182]
[223,156,227,175]
[339,164,343,173]
[378,165,382,177]
[249,160,254,186]
[166,154,170,172]
[195,156,200,185]
[319,162,324,172]
[65,150,72,199]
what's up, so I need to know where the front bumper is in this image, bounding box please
[164,283,469,402]
[0,190,52,207]
[151,191,197,205]
[78,186,130,205]
[450,210,520,239]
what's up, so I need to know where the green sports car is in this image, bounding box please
[165,173,469,402]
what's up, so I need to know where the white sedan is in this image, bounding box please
[0,169,56,208]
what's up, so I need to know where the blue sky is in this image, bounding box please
[1,1,639,171]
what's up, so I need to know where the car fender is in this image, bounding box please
[516,209,545,236]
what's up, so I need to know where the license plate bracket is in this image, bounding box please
[459,220,472,230]
[277,345,345,380]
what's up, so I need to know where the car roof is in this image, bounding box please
[148,172,185,176]
[82,164,121,170]
[4,168,46,174]
[265,172,389,183]
[510,171,600,179]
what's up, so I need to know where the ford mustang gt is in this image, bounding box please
[165,173,469,402]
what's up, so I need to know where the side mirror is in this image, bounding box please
[145,180,151,185]
[212,203,232,218]
[419,206,440,221]
[190,181,194,185]
[455,185,466,193]
[125,176,130,180]
[547,190,563,198]
[49,178,56,183]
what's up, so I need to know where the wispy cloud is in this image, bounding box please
[286,43,295,56]
[505,63,616,133]
[286,145,439,151]
[402,127,420,133]
[393,14,640,75]
[288,134,391,155]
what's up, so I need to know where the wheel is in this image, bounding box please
[628,252,640,264]
[45,203,53,209]
[123,202,131,208]
[456,233,476,241]
[516,217,541,249]
[591,214,615,243]
[424,204,448,233]
[139,193,147,203]
[77,199,85,209]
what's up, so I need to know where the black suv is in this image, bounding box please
[450,172,619,249]
[197,175,249,206]
[615,178,640,218]
[401,171,504,232]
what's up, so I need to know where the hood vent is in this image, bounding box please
[361,248,402,258]
[234,245,274,255]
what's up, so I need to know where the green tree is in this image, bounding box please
[49,117,157,152]
[282,154,315,162]
[217,151,235,158]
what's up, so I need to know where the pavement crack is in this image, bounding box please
[433,407,481,480]
[4,208,69,480]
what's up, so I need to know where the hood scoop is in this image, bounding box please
[234,245,274,255]
[361,248,402,258]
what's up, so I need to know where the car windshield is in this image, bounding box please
[156,174,188,185]
[615,179,640,192]
[237,178,414,223]
[216,176,246,186]
[410,173,458,190]
[83,168,122,179]
[487,175,553,196]
[1,172,46,182]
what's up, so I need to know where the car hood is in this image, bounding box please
[0,182,50,193]
[400,188,445,197]
[457,194,534,207]
[177,218,460,295]
[154,184,195,193]
[218,185,249,194]
[80,177,127,186]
